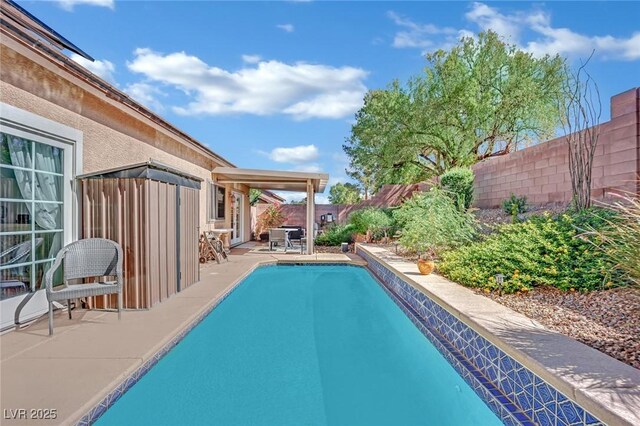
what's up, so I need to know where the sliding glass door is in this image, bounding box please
[0,124,76,329]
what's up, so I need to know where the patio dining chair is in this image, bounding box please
[268,229,288,252]
[45,238,123,335]
[283,227,304,253]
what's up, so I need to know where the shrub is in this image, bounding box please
[501,193,527,216]
[315,224,355,246]
[256,205,287,234]
[393,188,477,257]
[438,208,621,293]
[440,167,475,211]
[595,193,640,287]
[347,207,394,241]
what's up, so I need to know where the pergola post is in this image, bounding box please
[306,179,315,255]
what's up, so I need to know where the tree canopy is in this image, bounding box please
[328,182,362,204]
[344,31,567,187]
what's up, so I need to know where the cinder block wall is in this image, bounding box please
[472,88,640,208]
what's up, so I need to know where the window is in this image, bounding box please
[207,182,225,221]
[0,133,65,299]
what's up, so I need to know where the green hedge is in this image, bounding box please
[438,209,621,293]
[347,207,395,241]
[315,224,355,246]
[440,167,474,211]
[393,188,477,256]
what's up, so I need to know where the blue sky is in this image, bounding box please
[19,0,640,202]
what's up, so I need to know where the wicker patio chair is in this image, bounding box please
[45,238,123,335]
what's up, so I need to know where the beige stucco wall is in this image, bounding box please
[0,42,250,241]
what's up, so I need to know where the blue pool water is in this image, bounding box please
[97,265,501,426]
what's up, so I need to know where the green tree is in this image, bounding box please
[346,160,376,200]
[344,31,566,186]
[328,182,362,204]
[249,189,262,206]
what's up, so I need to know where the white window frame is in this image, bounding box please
[0,103,83,330]
[207,180,225,222]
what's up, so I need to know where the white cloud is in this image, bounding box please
[123,82,165,111]
[389,3,640,61]
[266,145,319,163]
[464,2,528,42]
[70,53,116,83]
[315,193,330,204]
[242,54,262,64]
[524,24,640,61]
[277,24,295,33]
[127,48,368,120]
[55,0,114,11]
[293,163,322,173]
[387,11,468,49]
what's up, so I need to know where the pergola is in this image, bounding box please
[212,167,329,254]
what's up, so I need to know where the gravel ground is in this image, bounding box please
[477,286,640,369]
[474,203,569,231]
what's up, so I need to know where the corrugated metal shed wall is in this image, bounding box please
[180,186,199,289]
[80,178,199,309]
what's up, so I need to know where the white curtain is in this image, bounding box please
[7,135,62,260]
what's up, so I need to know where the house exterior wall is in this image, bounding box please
[1,40,251,240]
[472,88,640,208]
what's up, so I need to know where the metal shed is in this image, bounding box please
[78,160,202,309]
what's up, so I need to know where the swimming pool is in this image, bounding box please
[96,265,502,425]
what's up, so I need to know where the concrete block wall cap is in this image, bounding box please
[355,243,640,426]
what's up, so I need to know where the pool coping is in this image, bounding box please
[356,244,640,426]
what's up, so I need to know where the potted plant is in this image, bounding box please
[399,221,436,275]
[397,229,436,275]
[256,205,287,242]
[417,251,436,275]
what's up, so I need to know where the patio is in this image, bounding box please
[0,248,361,426]
[212,167,329,254]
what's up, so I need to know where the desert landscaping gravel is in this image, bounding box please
[479,286,640,369]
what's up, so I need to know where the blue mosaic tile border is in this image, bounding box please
[358,248,605,426]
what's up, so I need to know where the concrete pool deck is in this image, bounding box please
[0,248,357,426]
